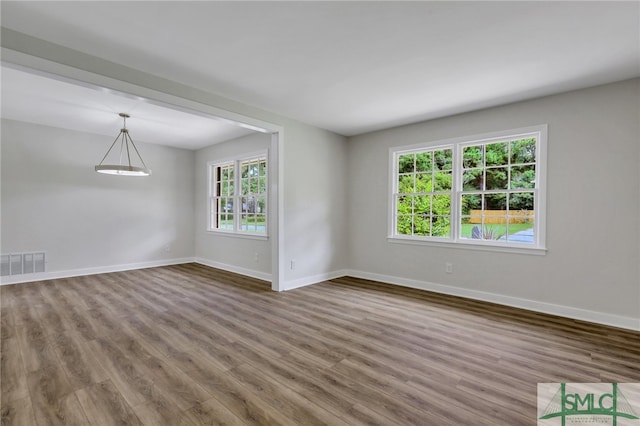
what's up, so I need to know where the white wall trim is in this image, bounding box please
[3,256,636,331]
[282,269,350,291]
[194,257,272,282]
[1,257,273,285]
[345,269,640,332]
[0,258,194,286]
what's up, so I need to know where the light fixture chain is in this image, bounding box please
[128,135,149,169]
[118,132,126,167]
[125,132,132,168]
[97,132,124,166]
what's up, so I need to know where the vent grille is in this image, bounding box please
[0,252,46,276]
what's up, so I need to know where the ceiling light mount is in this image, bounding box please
[95,113,151,176]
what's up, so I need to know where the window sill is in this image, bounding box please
[387,236,547,255]
[206,230,269,241]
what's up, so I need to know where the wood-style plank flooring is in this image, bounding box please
[1,263,639,425]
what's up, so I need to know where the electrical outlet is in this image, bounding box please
[445,262,453,274]
[164,244,171,253]
[290,259,296,270]
[254,252,259,263]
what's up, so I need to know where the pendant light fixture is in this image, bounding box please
[95,113,151,176]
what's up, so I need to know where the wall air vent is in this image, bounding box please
[0,252,46,276]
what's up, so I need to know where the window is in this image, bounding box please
[396,148,453,238]
[208,153,267,235]
[390,125,546,251]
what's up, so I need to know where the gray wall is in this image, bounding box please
[195,132,272,279]
[1,117,351,289]
[1,119,195,274]
[347,79,640,326]
[194,117,350,288]
[282,122,349,288]
[194,124,351,288]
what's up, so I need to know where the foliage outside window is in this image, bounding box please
[391,126,546,250]
[209,154,267,235]
[460,138,536,242]
[396,148,453,238]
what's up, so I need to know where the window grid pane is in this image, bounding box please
[209,156,267,234]
[211,163,234,230]
[460,137,537,244]
[239,158,267,233]
[395,147,453,238]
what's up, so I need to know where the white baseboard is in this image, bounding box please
[345,269,640,332]
[0,257,195,286]
[283,269,349,291]
[193,258,272,282]
[4,258,636,331]
[178,260,347,291]
[1,256,272,286]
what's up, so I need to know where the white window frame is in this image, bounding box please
[389,125,547,254]
[392,144,455,240]
[207,150,268,239]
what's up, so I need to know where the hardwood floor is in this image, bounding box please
[1,263,639,425]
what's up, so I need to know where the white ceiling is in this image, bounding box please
[1,1,639,141]
[1,65,257,150]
